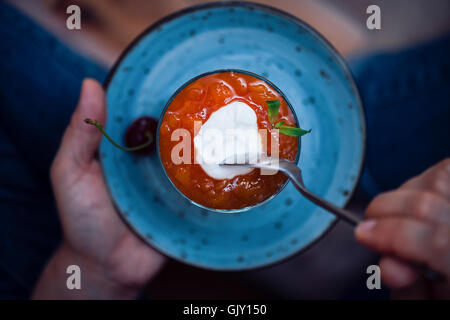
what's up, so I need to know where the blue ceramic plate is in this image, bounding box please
[101,2,365,270]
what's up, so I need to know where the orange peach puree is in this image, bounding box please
[159,72,298,210]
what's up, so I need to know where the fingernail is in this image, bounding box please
[356,220,376,236]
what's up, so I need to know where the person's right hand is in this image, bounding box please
[356,159,450,299]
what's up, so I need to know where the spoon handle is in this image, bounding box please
[279,160,362,225]
[278,160,446,281]
[292,179,361,225]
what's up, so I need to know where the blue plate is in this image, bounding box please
[101,2,365,270]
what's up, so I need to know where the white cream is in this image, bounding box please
[194,101,263,180]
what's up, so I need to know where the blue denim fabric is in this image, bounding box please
[0,2,105,299]
[350,37,450,196]
[0,2,448,298]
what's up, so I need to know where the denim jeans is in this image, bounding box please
[0,2,105,299]
[0,2,448,298]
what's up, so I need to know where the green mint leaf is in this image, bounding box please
[274,120,285,129]
[278,125,312,137]
[266,100,280,125]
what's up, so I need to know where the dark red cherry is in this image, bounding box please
[125,116,158,155]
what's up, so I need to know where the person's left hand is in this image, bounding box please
[356,159,450,299]
[33,79,165,299]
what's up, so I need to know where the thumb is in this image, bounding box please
[56,78,106,168]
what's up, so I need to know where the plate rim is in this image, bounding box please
[101,1,367,271]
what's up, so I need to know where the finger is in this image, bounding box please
[56,79,106,167]
[390,277,431,300]
[365,190,450,226]
[355,218,450,277]
[379,256,420,289]
[401,158,450,201]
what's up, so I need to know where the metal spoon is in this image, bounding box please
[221,156,362,225]
[222,156,446,281]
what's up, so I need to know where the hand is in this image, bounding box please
[33,79,165,299]
[356,159,450,299]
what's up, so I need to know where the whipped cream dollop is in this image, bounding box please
[193,101,263,180]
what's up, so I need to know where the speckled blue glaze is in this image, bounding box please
[101,2,365,270]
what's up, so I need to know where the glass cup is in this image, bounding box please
[157,69,301,213]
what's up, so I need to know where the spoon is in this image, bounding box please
[221,155,362,225]
[222,156,446,281]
